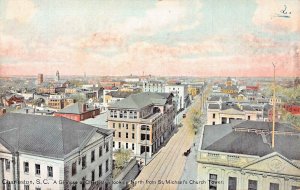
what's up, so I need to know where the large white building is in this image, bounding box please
[197,121,300,190]
[165,84,189,111]
[143,81,165,93]
[0,113,113,190]
[207,102,259,125]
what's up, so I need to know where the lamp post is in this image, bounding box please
[272,63,276,149]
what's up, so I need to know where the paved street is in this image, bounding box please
[132,98,202,190]
[177,124,202,190]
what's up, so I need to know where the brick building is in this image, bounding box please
[54,102,101,122]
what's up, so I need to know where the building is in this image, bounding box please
[207,102,259,125]
[220,77,239,95]
[47,94,74,110]
[197,120,300,190]
[283,103,300,115]
[55,70,60,81]
[54,102,101,121]
[165,84,189,111]
[103,91,134,106]
[143,81,165,93]
[107,92,176,158]
[0,113,113,190]
[188,85,200,97]
[37,73,43,85]
[0,107,6,116]
[2,94,24,107]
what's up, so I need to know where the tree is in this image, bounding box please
[71,94,87,103]
[114,148,131,169]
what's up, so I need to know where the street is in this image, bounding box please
[132,97,203,190]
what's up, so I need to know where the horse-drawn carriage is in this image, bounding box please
[183,148,191,156]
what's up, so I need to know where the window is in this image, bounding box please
[35,187,41,190]
[72,162,77,176]
[129,111,133,119]
[99,146,103,157]
[118,132,121,138]
[113,142,115,148]
[24,162,29,173]
[212,122,215,125]
[120,111,123,118]
[132,133,135,139]
[133,112,137,119]
[91,170,95,181]
[47,166,53,177]
[126,133,128,138]
[118,123,121,129]
[213,113,215,118]
[118,142,121,148]
[5,160,10,170]
[82,177,86,190]
[103,143,108,153]
[228,177,237,190]
[126,143,128,149]
[105,159,109,172]
[132,124,135,130]
[24,185,30,190]
[35,164,40,175]
[82,155,86,169]
[270,183,279,190]
[248,180,257,190]
[126,124,128,129]
[113,123,115,128]
[113,111,117,118]
[124,111,127,118]
[113,132,115,137]
[99,164,102,177]
[209,174,217,190]
[91,150,95,163]
[132,144,135,150]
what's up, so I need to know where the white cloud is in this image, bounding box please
[116,0,202,36]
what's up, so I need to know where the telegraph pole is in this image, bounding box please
[272,63,276,148]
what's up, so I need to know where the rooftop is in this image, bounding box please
[56,102,98,114]
[0,113,112,159]
[201,120,300,160]
[109,92,172,109]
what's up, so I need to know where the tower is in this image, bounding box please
[37,73,43,85]
[56,70,60,81]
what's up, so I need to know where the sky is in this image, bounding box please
[0,0,299,77]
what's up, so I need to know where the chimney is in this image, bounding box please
[82,103,87,112]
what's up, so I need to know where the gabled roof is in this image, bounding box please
[109,92,172,109]
[106,91,135,98]
[208,104,220,109]
[242,152,300,169]
[0,113,111,159]
[57,102,97,114]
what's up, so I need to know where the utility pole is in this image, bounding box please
[145,127,148,166]
[272,63,276,148]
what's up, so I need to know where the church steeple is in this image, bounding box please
[56,70,60,81]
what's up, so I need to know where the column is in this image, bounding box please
[0,159,3,190]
